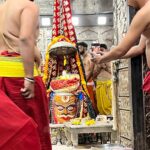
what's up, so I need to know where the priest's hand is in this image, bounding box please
[21,78,35,99]
[90,52,102,64]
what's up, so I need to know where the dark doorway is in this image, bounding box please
[129,6,147,150]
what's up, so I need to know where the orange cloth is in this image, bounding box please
[87,80,97,113]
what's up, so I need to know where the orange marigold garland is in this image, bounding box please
[75,52,89,96]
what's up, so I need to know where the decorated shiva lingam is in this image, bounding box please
[43,0,95,125]
[45,38,92,124]
[44,39,96,124]
[50,71,80,124]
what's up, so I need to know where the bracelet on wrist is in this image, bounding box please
[24,77,35,83]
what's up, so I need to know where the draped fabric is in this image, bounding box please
[0,52,51,149]
[0,90,41,150]
[52,0,76,43]
[143,71,150,93]
[96,80,112,115]
[0,77,52,150]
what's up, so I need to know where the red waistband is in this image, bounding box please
[0,50,20,57]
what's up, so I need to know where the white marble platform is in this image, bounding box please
[64,121,117,146]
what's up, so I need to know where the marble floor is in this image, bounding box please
[52,145,132,150]
[52,145,92,150]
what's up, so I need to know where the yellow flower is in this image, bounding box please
[85,119,95,126]
[71,118,81,125]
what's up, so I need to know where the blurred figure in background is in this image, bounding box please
[90,43,112,115]
[77,42,97,113]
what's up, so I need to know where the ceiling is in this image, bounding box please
[35,0,113,26]
[35,0,113,15]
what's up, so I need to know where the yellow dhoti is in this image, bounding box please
[96,80,112,115]
[0,56,39,77]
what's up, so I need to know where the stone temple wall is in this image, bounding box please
[35,0,113,15]
[38,26,114,61]
[0,0,4,3]
[113,0,134,148]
